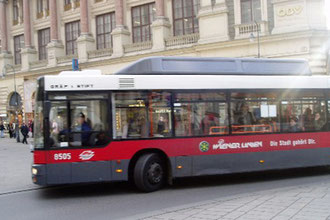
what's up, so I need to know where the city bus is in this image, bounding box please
[32,56,330,192]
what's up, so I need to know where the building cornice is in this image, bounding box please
[195,30,330,52]
[271,0,292,3]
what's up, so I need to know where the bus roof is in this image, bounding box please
[115,57,312,76]
[43,74,330,91]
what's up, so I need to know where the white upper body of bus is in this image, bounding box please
[43,56,330,91]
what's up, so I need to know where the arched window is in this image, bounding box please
[9,92,22,107]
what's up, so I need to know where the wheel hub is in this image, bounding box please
[147,162,163,184]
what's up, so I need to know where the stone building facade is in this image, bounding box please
[0,0,329,123]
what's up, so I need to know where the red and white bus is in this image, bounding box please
[32,56,330,192]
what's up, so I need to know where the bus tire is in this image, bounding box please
[134,153,165,192]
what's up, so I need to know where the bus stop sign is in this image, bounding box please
[72,59,79,71]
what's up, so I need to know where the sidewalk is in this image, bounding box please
[2,135,330,220]
[0,136,38,194]
[137,178,330,220]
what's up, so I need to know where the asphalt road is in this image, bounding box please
[1,138,330,220]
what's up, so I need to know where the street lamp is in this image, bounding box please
[1,64,21,142]
[249,21,260,58]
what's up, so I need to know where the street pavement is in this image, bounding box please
[2,134,330,220]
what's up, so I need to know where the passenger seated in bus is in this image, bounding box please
[50,120,59,146]
[157,116,166,135]
[236,103,256,131]
[302,107,314,131]
[127,114,149,138]
[139,115,149,138]
[95,132,110,145]
[88,123,103,145]
[288,117,300,132]
[174,115,189,136]
[256,119,271,132]
[201,111,218,135]
[269,119,279,132]
[314,112,325,131]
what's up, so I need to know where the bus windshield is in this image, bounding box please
[34,101,44,149]
[47,93,110,148]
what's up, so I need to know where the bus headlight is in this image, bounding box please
[32,168,38,175]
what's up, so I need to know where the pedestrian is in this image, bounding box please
[31,120,34,138]
[12,123,16,138]
[0,122,5,138]
[21,123,29,144]
[8,123,13,138]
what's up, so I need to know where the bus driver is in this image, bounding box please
[77,112,91,145]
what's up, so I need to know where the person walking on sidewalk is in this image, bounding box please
[8,123,13,138]
[21,123,29,144]
[30,120,34,138]
[0,122,5,138]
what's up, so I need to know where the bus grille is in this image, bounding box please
[119,78,135,88]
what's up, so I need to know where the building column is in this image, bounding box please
[112,0,130,57]
[47,0,64,67]
[151,0,171,51]
[80,0,90,35]
[77,0,95,63]
[0,0,13,67]
[21,0,37,71]
[23,80,37,122]
[0,0,9,53]
[198,0,229,44]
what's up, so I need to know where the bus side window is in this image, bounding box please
[174,92,228,137]
[49,101,68,147]
[231,92,280,134]
[113,92,149,139]
[148,92,172,137]
[281,91,326,133]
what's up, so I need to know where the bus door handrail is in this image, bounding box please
[209,126,228,135]
[232,124,273,134]
[209,124,272,135]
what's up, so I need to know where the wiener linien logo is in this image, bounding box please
[199,141,210,152]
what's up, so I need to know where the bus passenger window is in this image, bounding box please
[174,92,228,136]
[231,92,280,134]
[281,99,326,132]
[113,92,149,139]
[49,101,68,147]
[149,92,172,137]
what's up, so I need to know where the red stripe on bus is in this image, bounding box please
[34,151,47,164]
[34,132,328,164]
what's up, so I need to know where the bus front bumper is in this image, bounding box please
[31,164,47,186]
[31,160,130,186]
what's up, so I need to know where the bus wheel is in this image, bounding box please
[134,153,165,192]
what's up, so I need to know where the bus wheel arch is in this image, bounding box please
[129,149,172,192]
